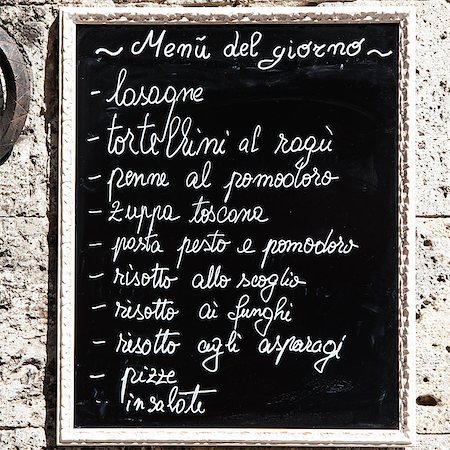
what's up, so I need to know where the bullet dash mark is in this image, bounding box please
[89,373,106,379]
[91,304,107,310]
[89,273,104,279]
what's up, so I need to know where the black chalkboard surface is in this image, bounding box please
[58,7,414,446]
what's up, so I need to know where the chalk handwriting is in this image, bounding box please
[223,31,262,58]
[115,329,181,356]
[367,48,393,57]
[106,68,204,108]
[106,112,228,159]
[111,232,163,263]
[81,26,384,420]
[257,38,366,70]
[107,167,169,202]
[260,229,359,269]
[258,334,347,373]
[189,196,269,224]
[108,201,180,234]
[122,384,217,415]
[115,298,179,322]
[120,366,177,404]
[113,263,178,289]
[192,265,232,290]
[176,231,231,269]
[131,30,211,60]
[227,294,293,337]
[222,160,339,203]
[235,267,306,303]
[95,46,123,57]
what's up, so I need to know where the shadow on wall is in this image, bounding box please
[43,15,59,450]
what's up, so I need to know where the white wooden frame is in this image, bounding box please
[58,6,415,446]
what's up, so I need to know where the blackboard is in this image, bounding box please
[58,7,415,446]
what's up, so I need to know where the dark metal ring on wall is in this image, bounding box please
[0,27,30,163]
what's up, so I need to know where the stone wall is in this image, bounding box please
[0,0,448,449]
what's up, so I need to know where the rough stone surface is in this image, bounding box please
[416,219,450,435]
[0,218,48,430]
[414,0,450,216]
[416,435,450,450]
[0,428,47,450]
[0,0,449,449]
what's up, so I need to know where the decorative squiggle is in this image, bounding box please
[367,49,393,58]
[95,46,124,57]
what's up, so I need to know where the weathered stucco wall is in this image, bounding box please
[0,0,448,449]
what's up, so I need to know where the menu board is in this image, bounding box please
[58,7,415,446]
